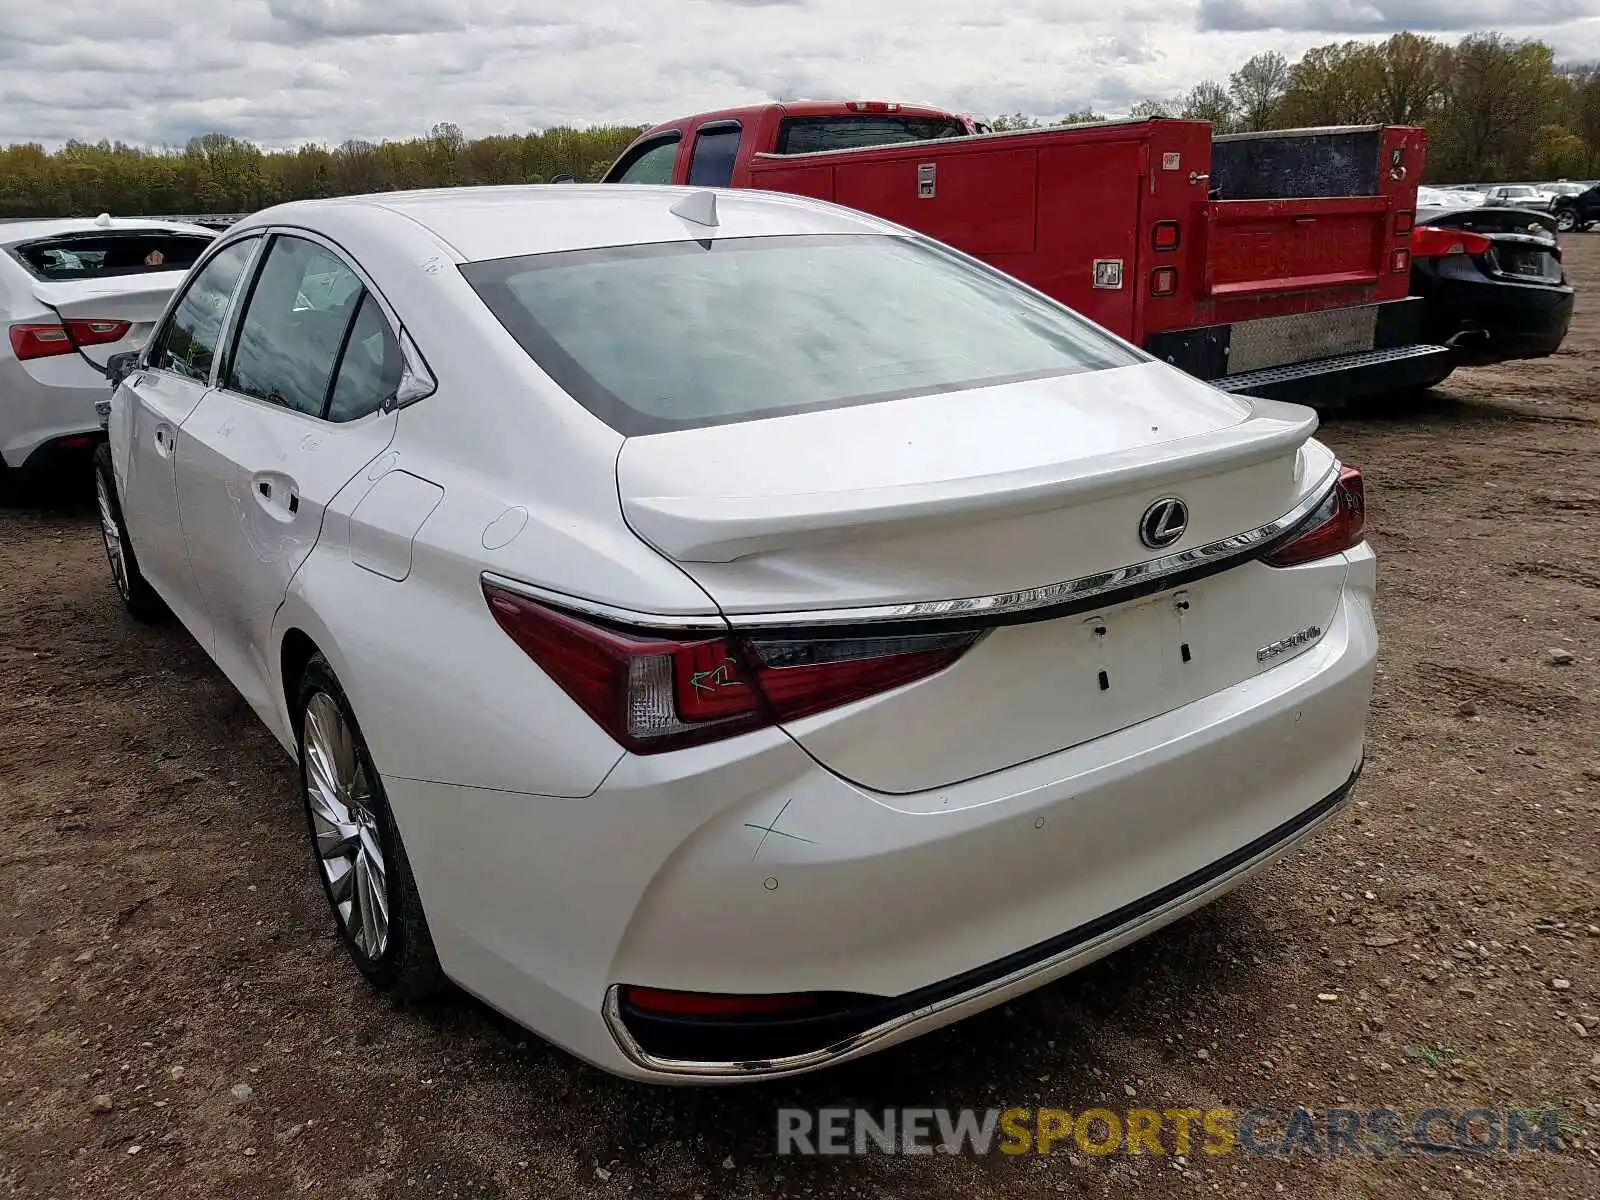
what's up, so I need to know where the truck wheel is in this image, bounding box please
[1555,209,1577,233]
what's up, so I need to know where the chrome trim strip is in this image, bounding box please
[483,464,1338,635]
[479,572,731,632]
[721,464,1338,630]
[603,765,1360,1079]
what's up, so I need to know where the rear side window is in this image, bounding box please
[327,293,402,422]
[462,234,1140,435]
[688,125,741,187]
[12,232,213,281]
[777,116,969,155]
[146,237,258,383]
[227,236,365,417]
[608,136,681,184]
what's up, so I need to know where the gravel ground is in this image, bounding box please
[2,241,1598,1200]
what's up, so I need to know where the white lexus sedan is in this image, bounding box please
[96,185,1376,1082]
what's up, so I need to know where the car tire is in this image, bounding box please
[1555,209,1577,233]
[296,653,443,1002]
[92,443,169,623]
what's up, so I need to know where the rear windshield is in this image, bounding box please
[461,234,1141,435]
[10,232,213,281]
[776,115,970,155]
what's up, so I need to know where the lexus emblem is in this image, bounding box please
[1140,497,1189,549]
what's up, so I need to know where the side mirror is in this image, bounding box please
[551,173,578,185]
[106,350,139,389]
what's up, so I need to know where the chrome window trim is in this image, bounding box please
[213,227,423,422]
[481,464,1340,634]
[602,765,1361,1079]
[137,232,266,386]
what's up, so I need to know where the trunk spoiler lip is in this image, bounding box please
[622,396,1318,564]
[482,461,1342,638]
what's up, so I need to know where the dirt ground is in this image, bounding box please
[3,247,1599,1200]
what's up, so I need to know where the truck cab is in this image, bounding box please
[1552,182,1600,233]
[602,101,976,188]
[603,100,1453,404]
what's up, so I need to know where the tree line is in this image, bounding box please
[0,122,644,219]
[993,32,1600,184]
[3,30,1599,219]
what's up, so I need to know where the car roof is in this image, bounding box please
[235,184,904,263]
[0,216,216,247]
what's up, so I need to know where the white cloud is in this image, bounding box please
[1,0,1597,148]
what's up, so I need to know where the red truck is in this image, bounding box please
[600,99,1453,402]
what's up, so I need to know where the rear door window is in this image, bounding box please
[12,232,214,281]
[777,116,969,155]
[146,237,259,383]
[225,236,365,417]
[607,136,681,185]
[687,124,742,187]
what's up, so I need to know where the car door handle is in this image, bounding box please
[253,473,301,518]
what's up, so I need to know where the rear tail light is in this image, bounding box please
[483,584,981,753]
[1151,221,1181,251]
[9,319,132,361]
[1150,266,1178,296]
[1390,248,1411,273]
[1395,210,1414,235]
[1263,467,1366,568]
[1411,225,1493,260]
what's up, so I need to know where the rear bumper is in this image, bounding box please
[1144,296,1455,404]
[0,367,108,470]
[14,429,105,474]
[607,764,1361,1076]
[384,549,1379,1082]
[1414,272,1575,365]
[1215,344,1456,404]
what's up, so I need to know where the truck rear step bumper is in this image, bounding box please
[1216,344,1456,404]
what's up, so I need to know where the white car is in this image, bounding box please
[97,185,1377,1082]
[1417,186,1486,210]
[1,216,214,483]
[1481,185,1554,211]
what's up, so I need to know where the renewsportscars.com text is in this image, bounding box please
[776,1105,1567,1158]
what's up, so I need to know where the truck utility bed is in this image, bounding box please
[603,103,1453,403]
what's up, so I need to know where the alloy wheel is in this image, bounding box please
[95,471,129,601]
[1556,210,1576,232]
[303,691,390,958]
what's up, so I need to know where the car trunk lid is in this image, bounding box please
[617,361,1347,791]
[1418,205,1564,284]
[31,273,186,326]
[25,273,188,363]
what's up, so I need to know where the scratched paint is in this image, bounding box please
[743,798,817,861]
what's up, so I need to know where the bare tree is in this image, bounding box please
[1229,52,1290,131]
[1180,80,1237,132]
[1372,32,1450,126]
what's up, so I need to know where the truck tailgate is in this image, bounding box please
[1199,196,1389,299]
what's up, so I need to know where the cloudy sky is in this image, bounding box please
[2,0,1598,148]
